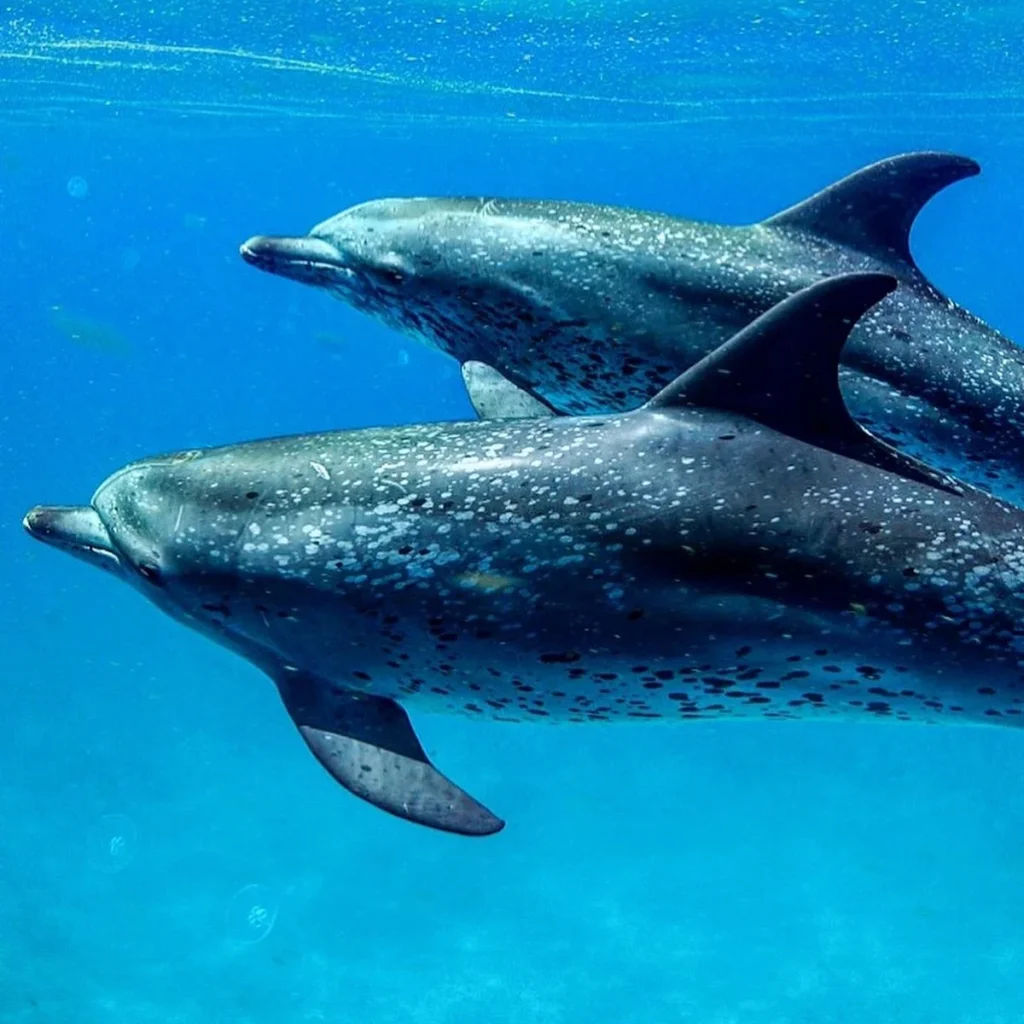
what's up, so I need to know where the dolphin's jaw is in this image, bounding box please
[22,505,125,577]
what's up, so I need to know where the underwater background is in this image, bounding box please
[3,1,1024,1021]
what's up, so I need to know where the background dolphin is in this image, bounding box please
[240,152,1024,503]
[24,274,1024,837]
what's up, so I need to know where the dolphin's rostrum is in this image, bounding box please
[25,274,1024,836]
[241,152,1024,503]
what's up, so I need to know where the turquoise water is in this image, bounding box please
[3,3,1024,1021]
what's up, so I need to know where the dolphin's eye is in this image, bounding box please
[138,562,164,587]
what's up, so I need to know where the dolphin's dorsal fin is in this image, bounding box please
[646,273,964,494]
[762,152,980,271]
[461,361,557,420]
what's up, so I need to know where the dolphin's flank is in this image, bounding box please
[25,274,1024,836]
[240,152,1024,504]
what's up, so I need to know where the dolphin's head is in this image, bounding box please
[240,198,568,362]
[23,448,237,622]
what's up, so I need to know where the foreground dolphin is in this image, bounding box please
[240,152,1024,502]
[24,274,1024,837]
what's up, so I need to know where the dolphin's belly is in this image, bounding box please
[249,595,1024,730]
[383,636,1024,729]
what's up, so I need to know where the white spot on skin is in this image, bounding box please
[310,461,331,481]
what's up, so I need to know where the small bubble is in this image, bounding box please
[66,175,89,199]
[225,883,279,946]
[87,813,138,873]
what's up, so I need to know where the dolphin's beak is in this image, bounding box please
[239,235,349,284]
[23,505,123,574]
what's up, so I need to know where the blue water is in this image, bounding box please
[3,4,1024,1021]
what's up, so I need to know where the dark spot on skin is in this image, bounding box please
[245,491,259,500]
[540,651,581,664]
[978,687,996,695]
[353,671,371,681]
[627,608,645,621]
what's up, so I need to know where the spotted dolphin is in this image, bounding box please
[24,274,1024,837]
[240,152,1024,502]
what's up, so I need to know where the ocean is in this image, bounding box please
[2,2,1024,1021]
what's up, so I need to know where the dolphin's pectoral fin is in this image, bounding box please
[461,361,558,420]
[646,272,964,495]
[762,151,980,272]
[272,668,505,837]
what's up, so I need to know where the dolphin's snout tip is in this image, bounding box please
[239,235,272,268]
[22,505,54,538]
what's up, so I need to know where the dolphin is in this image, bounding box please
[24,274,1024,837]
[239,152,1024,502]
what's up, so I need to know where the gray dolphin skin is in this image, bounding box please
[460,360,557,421]
[239,152,1024,503]
[24,274,1024,837]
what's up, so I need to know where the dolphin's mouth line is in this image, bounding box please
[239,236,355,280]
[241,250,346,275]
[22,504,124,573]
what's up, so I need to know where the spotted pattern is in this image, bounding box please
[91,406,1024,731]
[262,194,1024,505]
